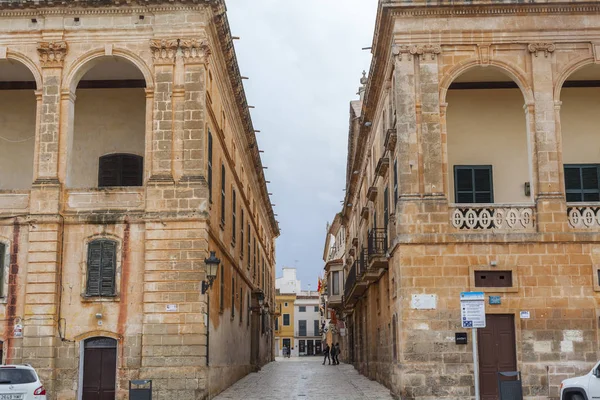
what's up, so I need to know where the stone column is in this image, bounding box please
[529,43,568,231]
[392,45,419,199]
[180,39,210,183]
[415,45,444,197]
[148,39,178,183]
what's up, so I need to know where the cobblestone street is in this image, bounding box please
[214,357,395,400]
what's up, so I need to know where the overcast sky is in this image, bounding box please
[227,1,378,289]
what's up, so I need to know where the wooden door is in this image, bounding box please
[83,338,117,400]
[478,314,517,400]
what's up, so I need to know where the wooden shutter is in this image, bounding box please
[100,241,116,296]
[474,270,512,287]
[87,240,116,297]
[0,243,5,298]
[86,241,103,296]
[208,131,213,203]
[98,154,143,187]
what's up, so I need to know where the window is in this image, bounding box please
[283,338,291,349]
[231,276,235,318]
[253,237,256,278]
[564,164,600,202]
[284,302,288,307]
[247,293,250,327]
[240,287,243,323]
[384,187,389,231]
[392,314,398,361]
[208,131,213,203]
[454,165,493,203]
[86,239,117,297]
[219,263,224,312]
[232,189,237,244]
[393,159,398,207]
[241,210,244,259]
[0,243,5,298]
[247,224,251,269]
[299,340,305,353]
[314,306,318,312]
[474,271,512,287]
[314,320,319,336]
[299,306,306,312]
[332,271,340,296]
[220,164,226,225]
[283,314,290,326]
[98,154,143,187]
[275,317,279,331]
[298,320,307,336]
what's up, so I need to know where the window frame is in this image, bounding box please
[98,153,143,188]
[298,306,306,312]
[219,263,225,313]
[208,130,213,203]
[474,270,513,288]
[298,320,307,337]
[85,239,117,298]
[454,165,494,204]
[393,159,398,208]
[283,313,290,326]
[564,164,600,203]
[332,271,340,296]
[232,188,237,245]
[0,242,7,298]
[314,320,320,336]
[220,164,226,226]
[231,275,235,319]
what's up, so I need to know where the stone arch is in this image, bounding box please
[63,47,154,92]
[4,50,42,90]
[74,330,122,342]
[439,58,534,105]
[554,55,595,100]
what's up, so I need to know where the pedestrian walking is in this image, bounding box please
[282,345,288,358]
[322,343,330,365]
[334,343,341,365]
[330,342,337,365]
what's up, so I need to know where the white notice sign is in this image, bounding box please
[166,304,178,312]
[460,292,486,329]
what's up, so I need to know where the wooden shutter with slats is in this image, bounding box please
[86,240,116,297]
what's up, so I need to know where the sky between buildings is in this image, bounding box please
[227,0,378,289]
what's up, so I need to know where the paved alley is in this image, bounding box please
[213,357,395,400]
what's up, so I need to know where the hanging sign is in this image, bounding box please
[460,292,486,328]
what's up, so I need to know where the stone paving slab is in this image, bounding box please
[213,357,395,400]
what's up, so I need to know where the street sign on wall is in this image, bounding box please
[460,292,486,329]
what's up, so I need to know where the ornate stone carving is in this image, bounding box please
[179,39,211,64]
[392,44,441,61]
[37,41,67,68]
[528,42,556,57]
[149,39,179,64]
[451,206,535,230]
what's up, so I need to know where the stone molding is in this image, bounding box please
[528,42,556,57]
[392,44,441,61]
[149,39,179,65]
[37,41,67,68]
[179,38,211,64]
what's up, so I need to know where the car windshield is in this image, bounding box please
[0,369,36,384]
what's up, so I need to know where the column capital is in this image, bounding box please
[150,39,179,65]
[179,39,211,65]
[392,44,441,61]
[37,41,67,68]
[528,43,556,58]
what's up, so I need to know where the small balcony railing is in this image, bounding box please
[567,204,600,228]
[368,228,388,256]
[450,204,535,231]
[344,261,357,300]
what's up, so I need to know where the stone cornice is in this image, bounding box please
[0,0,217,10]
[388,2,600,17]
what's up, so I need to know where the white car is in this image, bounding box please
[0,365,46,400]
[560,361,600,400]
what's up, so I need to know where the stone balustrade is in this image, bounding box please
[567,205,600,228]
[450,205,535,230]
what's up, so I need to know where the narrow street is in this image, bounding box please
[213,357,395,400]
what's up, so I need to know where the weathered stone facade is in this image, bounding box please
[328,1,600,399]
[0,1,278,399]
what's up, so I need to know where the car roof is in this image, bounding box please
[0,365,35,370]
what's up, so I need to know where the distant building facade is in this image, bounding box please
[275,267,302,294]
[326,1,600,399]
[274,291,296,357]
[0,1,278,399]
[293,292,321,357]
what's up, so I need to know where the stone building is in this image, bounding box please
[0,0,278,399]
[329,1,600,399]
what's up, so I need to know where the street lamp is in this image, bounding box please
[202,251,221,294]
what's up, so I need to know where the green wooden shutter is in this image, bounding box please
[100,240,117,296]
[86,241,103,296]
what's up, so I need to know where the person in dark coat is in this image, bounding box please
[322,343,331,365]
[330,342,337,365]
[334,343,341,365]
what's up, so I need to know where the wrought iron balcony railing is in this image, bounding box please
[368,228,388,256]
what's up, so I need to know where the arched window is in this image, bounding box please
[86,240,117,297]
[98,153,143,187]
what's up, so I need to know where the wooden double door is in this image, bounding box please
[477,314,517,400]
[82,337,117,400]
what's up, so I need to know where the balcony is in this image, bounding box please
[360,206,369,221]
[449,204,535,231]
[367,186,378,202]
[567,204,600,228]
[384,128,397,152]
[375,157,390,178]
[364,229,388,281]
[343,257,368,311]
